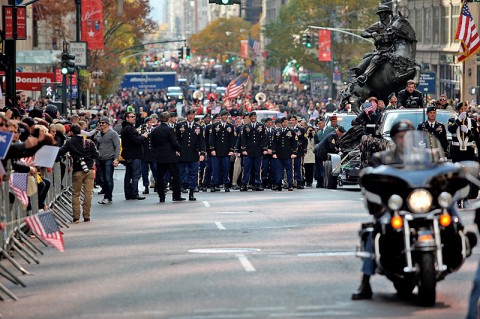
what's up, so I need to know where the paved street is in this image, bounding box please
[1,169,479,319]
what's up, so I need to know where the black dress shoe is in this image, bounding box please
[224,188,230,192]
[240,186,248,191]
[173,197,186,202]
[133,196,146,200]
[288,187,293,191]
[159,198,165,203]
[254,187,264,191]
[142,189,149,195]
[211,187,216,192]
[297,185,304,189]
[276,186,282,191]
[351,283,372,300]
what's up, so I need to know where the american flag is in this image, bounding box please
[9,173,29,207]
[25,210,64,252]
[225,74,248,99]
[248,36,260,57]
[364,101,378,115]
[456,1,480,62]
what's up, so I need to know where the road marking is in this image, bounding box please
[297,251,355,257]
[215,222,226,230]
[203,201,210,207]
[189,248,261,254]
[236,254,256,272]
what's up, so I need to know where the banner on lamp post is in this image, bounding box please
[240,40,248,59]
[318,30,332,62]
[81,0,104,50]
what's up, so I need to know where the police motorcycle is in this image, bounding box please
[356,130,478,306]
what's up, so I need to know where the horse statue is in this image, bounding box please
[339,12,420,114]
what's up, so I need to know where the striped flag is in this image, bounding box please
[248,36,260,57]
[225,74,248,99]
[9,173,29,207]
[25,210,64,252]
[456,1,480,62]
[364,100,378,114]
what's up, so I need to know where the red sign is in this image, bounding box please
[81,0,104,50]
[16,6,26,40]
[16,73,55,91]
[55,69,77,85]
[318,30,332,62]
[3,6,13,40]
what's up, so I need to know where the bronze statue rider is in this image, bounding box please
[354,5,395,84]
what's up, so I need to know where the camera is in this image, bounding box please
[79,158,89,173]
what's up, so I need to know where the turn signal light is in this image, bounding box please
[439,213,452,227]
[391,215,403,229]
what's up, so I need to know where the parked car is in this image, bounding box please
[166,86,184,101]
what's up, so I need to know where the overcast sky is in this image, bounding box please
[149,0,164,23]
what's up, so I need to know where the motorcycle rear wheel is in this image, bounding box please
[417,252,436,307]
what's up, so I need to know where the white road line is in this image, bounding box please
[215,222,226,230]
[236,254,256,272]
[297,251,356,257]
[203,201,210,207]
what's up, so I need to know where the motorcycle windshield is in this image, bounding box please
[397,130,445,168]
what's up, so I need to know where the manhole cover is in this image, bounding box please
[189,248,261,254]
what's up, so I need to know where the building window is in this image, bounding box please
[451,5,460,46]
[415,7,423,43]
[441,6,449,45]
[433,7,440,44]
[424,7,432,44]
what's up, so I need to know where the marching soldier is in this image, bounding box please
[176,109,206,201]
[139,117,157,194]
[209,110,236,192]
[272,117,297,191]
[261,118,276,189]
[240,111,265,191]
[417,105,448,154]
[201,113,215,192]
[448,101,478,207]
[289,115,307,189]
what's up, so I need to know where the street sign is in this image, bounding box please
[69,42,88,67]
[55,68,77,85]
[16,72,55,91]
[418,72,436,94]
[41,83,58,99]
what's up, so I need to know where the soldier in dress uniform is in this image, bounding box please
[289,115,307,189]
[139,117,157,194]
[272,117,298,191]
[448,101,478,207]
[240,111,265,191]
[176,109,206,201]
[417,105,448,153]
[209,110,236,192]
[201,113,216,192]
[261,118,276,189]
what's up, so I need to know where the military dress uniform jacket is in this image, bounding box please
[316,132,340,162]
[204,123,213,155]
[151,123,180,164]
[272,128,298,159]
[234,125,243,153]
[447,115,477,161]
[209,122,236,156]
[140,125,156,162]
[176,121,206,162]
[263,127,276,153]
[417,121,448,153]
[241,122,265,157]
[292,126,307,156]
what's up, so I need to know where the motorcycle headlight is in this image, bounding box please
[438,192,452,209]
[407,189,432,213]
[388,194,403,211]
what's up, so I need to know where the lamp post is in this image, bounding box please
[75,0,81,109]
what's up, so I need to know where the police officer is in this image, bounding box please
[240,111,265,191]
[176,109,206,201]
[210,110,235,192]
[272,117,297,191]
[417,105,448,153]
[289,115,307,189]
[397,79,424,109]
[262,117,276,189]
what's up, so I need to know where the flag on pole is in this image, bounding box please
[9,173,29,207]
[248,36,260,57]
[225,74,248,99]
[25,210,64,252]
[455,1,480,62]
[364,100,378,115]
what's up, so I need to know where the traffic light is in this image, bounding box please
[60,51,75,75]
[208,0,241,4]
[177,47,184,59]
[302,32,312,48]
[185,47,191,60]
[231,56,236,61]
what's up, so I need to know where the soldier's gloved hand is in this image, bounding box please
[461,125,469,133]
[371,32,378,38]
[458,112,467,120]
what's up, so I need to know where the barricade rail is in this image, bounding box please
[0,156,76,305]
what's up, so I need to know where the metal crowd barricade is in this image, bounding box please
[0,156,75,303]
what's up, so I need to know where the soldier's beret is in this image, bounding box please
[330,115,338,120]
[317,116,325,122]
[212,114,220,119]
[144,117,152,123]
[264,117,272,123]
[426,105,436,113]
[249,111,257,117]
[337,125,346,133]
[456,102,466,111]
[275,118,282,124]
[280,117,288,123]
[170,112,178,117]
[186,109,196,115]
[219,110,229,116]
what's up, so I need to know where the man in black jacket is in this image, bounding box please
[151,112,185,202]
[397,80,424,109]
[121,111,146,200]
[58,124,99,223]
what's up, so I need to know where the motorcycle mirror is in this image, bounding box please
[459,161,480,177]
